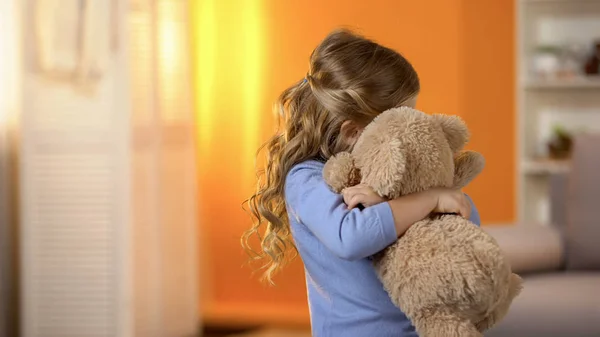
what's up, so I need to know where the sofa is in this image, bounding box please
[483,134,600,337]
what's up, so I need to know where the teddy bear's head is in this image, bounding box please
[324,107,484,199]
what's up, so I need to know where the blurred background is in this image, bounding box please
[0,0,599,337]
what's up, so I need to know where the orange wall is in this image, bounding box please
[459,0,515,223]
[191,0,514,327]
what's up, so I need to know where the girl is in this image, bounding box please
[243,29,480,337]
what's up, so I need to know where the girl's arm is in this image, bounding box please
[465,194,481,226]
[286,163,441,260]
[387,189,476,235]
[342,184,474,237]
[386,191,441,237]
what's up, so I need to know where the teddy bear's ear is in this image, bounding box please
[453,150,485,189]
[323,152,361,193]
[432,114,470,153]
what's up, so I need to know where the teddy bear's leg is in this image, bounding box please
[323,152,361,193]
[413,312,482,337]
[476,273,523,332]
[453,150,485,189]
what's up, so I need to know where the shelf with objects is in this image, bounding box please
[516,0,600,224]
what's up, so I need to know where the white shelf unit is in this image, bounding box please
[516,0,600,224]
[523,76,600,89]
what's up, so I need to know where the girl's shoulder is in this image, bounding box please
[291,159,324,171]
[286,159,324,180]
[285,159,325,192]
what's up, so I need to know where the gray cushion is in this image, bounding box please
[549,172,568,229]
[484,224,564,274]
[486,273,600,337]
[566,134,600,270]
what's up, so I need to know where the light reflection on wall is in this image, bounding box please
[193,0,217,149]
[192,0,265,176]
[240,1,264,183]
[190,0,269,317]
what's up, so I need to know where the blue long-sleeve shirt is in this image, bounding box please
[285,160,481,337]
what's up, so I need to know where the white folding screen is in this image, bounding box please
[129,0,199,336]
[16,0,199,336]
[19,0,132,336]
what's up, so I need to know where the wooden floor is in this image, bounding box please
[204,327,311,337]
[227,329,311,337]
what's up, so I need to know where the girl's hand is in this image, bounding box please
[342,184,386,209]
[431,188,471,219]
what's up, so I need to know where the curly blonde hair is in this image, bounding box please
[242,29,420,283]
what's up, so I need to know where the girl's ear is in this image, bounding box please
[340,120,363,148]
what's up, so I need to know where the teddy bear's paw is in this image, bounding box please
[323,152,360,193]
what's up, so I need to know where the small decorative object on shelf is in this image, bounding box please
[547,125,573,160]
[561,42,588,78]
[584,41,600,76]
[523,158,570,175]
[532,45,562,79]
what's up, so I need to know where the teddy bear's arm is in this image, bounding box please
[323,152,361,193]
[453,150,485,189]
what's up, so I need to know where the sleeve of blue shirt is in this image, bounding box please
[285,163,398,261]
[285,162,482,260]
[465,194,481,226]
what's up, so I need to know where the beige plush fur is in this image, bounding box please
[323,107,522,337]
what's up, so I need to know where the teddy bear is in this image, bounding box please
[323,106,522,337]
